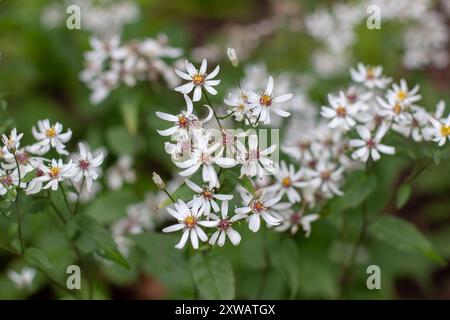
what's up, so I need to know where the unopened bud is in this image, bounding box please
[227,48,239,67]
[152,172,166,190]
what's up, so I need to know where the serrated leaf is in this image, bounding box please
[190,252,235,299]
[396,184,411,209]
[371,215,445,265]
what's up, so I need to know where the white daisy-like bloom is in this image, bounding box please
[36,159,77,191]
[248,76,293,125]
[155,94,201,137]
[176,131,236,189]
[275,210,320,237]
[392,106,428,142]
[349,124,396,162]
[236,133,277,179]
[304,161,344,196]
[162,198,217,249]
[0,168,21,195]
[209,201,245,246]
[235,189,285,233]
[428,113,450,146]
[321,91,359,130]
[71,143,104,192]
[106,155,137,190]
[30,119,72,155]
[2,128,24,152]
[386,79,421,106]
[224,90,253,122]
[174,59,220,102]
[350,63,392,89]
[376,95,412,122]
[8,267,36,289]
[266,161,305,203]
[185,179,233,216]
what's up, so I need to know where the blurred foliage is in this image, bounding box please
[0,0,450,300]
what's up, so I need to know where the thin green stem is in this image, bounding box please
[74,176,85,215]
[163,189,176,203]
[59,183,73,215]
[13,154,25,255]
[202,88,224,131]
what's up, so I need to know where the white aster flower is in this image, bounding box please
[266,161,305,203]
[8,267,36,289]
[174,59,220,101]
[321,92,359,130]
[235,189,284,232]
[304,161,344,196]
[275,210,320,237]
[106,155,136,190]
[176,131,236,189]
[185,179,233,216]
[350,63,391,89]
[209,201,245,246]
[224,90,253,122]
[31,119,72,155]
[349,124,395,162]
[248,76,293,125]
[0,168,20,195]
[237,133,277,179]
[428,113,450,146]
[155,94,200,137]
[36,159,77,191]
[387,79,421,105]
[162,198,217,249]
[2,129,23,152]
[71,143,104,192]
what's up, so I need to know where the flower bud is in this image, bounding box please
[152,172,166,190]
[227,48,239,67]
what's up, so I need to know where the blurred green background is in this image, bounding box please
[0,0,450,300]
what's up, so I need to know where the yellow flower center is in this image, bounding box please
[201,189,213,200]
[393,103,402,114]
[46,127,56,138]
[192,74,205,85]
[184,215,197,229]
[259,94,272,107]
[396,90,407,101]
[49,166,61,178]
[336,106,347,117]
[440,124,450,137]
[366,67,375,79]
[281,177,291,188]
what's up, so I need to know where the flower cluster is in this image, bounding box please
[81,35,182,104]
[0,120,104,198]
[155,54,299,249]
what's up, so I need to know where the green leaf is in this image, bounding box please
[190,252,235,299]
[220,169,255,195]
[269,238,300,298]
[396,184,412,209]
[371,215,445,265]
[66,214,129,269]
[22,169,37,183]
[106,126,136,155]
[24,247,54,271]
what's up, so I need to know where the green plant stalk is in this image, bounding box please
[59,183,73,215]
[13,154,25,255]
[73,176,85,215]
[202,88,224,131]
